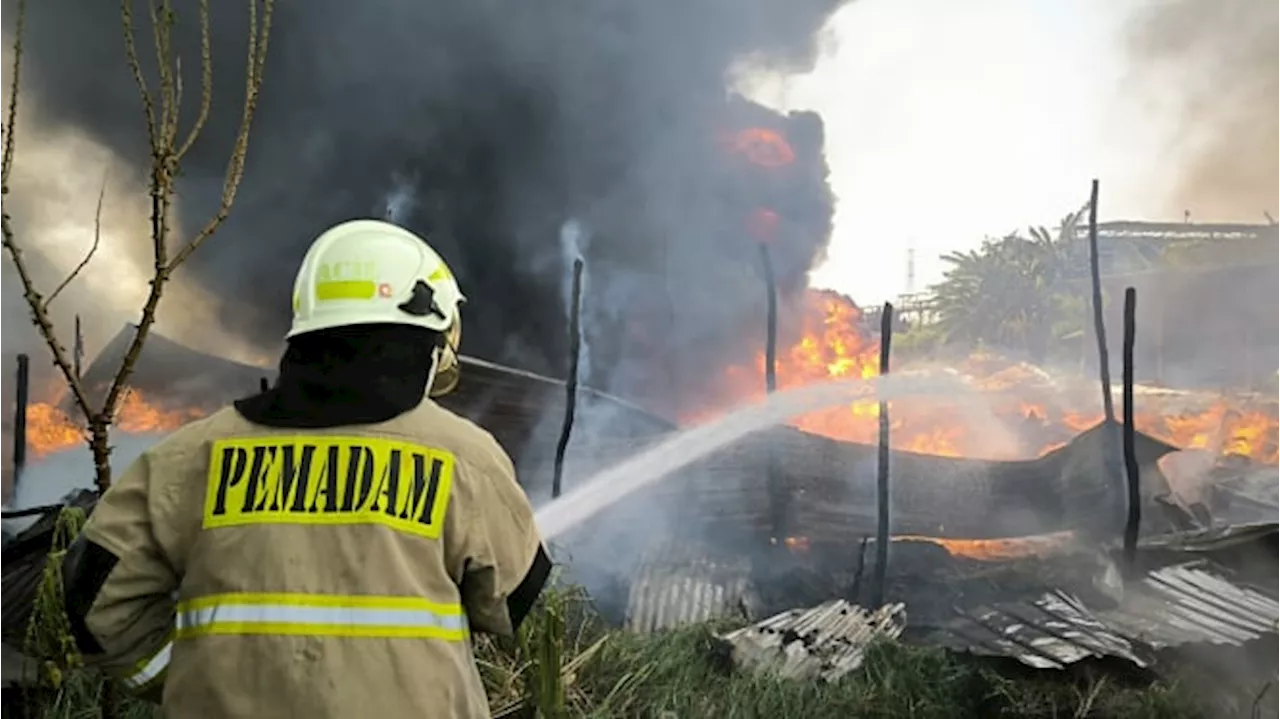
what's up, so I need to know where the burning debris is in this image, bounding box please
[16,295,1277,479]
[1,322,1276,713]
[23,391,205,459]
[691,289,1279,465]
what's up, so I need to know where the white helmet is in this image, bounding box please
[289,219,465,395]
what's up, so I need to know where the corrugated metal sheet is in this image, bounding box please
[926,560,1278,670]
[930,591,1147,669]
[1138,521,1278,553]
[718,600,907,682]
[660,420,1181,544]
[624,542,754,633]
[1094,562,1278,649]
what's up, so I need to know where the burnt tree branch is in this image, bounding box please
[167,0,274,271]
[0,0,97,419]
[174,0,213,161]
[2,0,275,493]
[45,174,108,309]
[98,0,275,491]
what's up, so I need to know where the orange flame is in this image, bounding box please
[777,531,1076,561]
[22,389,207,458]
[749,207,781,242]
[696,289,1279,464]
[25,403,89,457]
[898,532,1077,561]
[720,127,796,167]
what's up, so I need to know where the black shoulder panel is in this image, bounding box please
[61,535,121,655]
[507,543,553,632]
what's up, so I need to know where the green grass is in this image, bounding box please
[25,619,1207,719]
[563,626,1205,719]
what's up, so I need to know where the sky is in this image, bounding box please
[740,0,1189,305]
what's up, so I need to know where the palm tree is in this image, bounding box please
[930,210,1087,363]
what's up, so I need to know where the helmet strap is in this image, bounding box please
[423,345,442,402]
[425,328,461,399]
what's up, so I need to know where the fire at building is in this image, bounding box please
[1,0,1277,705]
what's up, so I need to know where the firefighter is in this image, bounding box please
[62,219,552,718]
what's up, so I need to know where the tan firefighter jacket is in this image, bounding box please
[74,400,545,718]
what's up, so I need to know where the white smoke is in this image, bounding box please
[2,44,278,368]
[382,174,419,225]
[558,218,592,383]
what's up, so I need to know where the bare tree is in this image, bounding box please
[1,0,275,492]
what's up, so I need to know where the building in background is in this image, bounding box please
[1077,221,1278,390]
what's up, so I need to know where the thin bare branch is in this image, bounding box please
[45,173,108,309]
[0,0,95,417]
[2,0,27,190]
[174,55,183,140]
[1,214,96,419]
[174,0,213,161]
[149,0,176,145]
[99,271,167,424]
[122,0,159,146]
[108,166,176,419]
[167,0,274,272]
[113,0,276,416]
[3,0,275,494]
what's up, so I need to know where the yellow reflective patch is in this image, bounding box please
[427,265,452,282]
[317,261,376,282]
[203,436,454,540]
[315,280,377,301]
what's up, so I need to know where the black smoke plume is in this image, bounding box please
[5,0,845,415]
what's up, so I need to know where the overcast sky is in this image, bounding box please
[741,0,1232,305]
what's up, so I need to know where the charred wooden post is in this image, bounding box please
[871,302,894,609]
[850,535,870,604]
[1154,296,1166,384]
[1122,287,1141,569]
[1086,179,1124,534]
[759,243,788,544]
[551,258,585,500]
[760,243,778,394]
[1086,179,1114,422]
[13,354,30,491]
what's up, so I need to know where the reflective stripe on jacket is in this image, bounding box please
[122,638,172,690]
[174,592,469,641]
